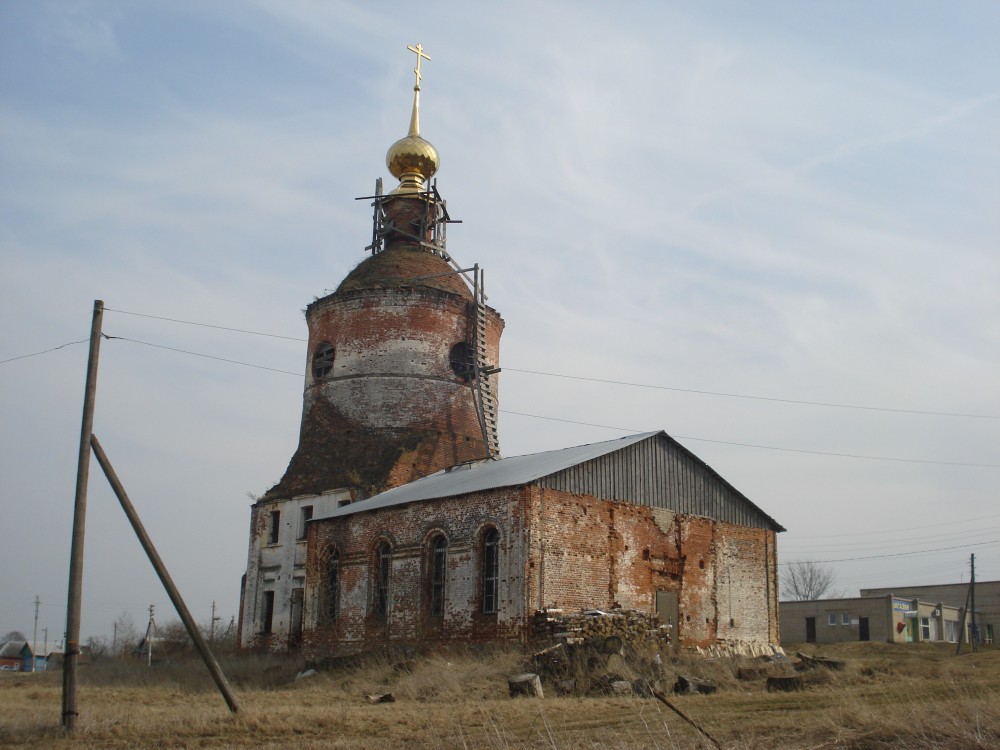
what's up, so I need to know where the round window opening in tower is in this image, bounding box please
[449,342,473,381]
[312,342,335,379]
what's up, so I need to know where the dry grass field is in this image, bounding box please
[1,642,997,749]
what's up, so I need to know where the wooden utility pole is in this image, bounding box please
[63,299,104,731]
[60,299,239,722]
[145,605,156,667]
[210,601,220,644]
[32,596,40,673]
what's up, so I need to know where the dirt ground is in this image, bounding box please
[1,642,997,749]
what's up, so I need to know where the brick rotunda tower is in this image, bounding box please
[239,46,503,649]
[264,48,503,503]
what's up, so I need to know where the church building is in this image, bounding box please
[238,46,784,655]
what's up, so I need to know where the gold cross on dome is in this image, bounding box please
[407,43,431,90]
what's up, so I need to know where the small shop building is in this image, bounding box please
[780,595,963,645]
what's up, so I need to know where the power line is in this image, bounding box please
[105,308,305,342]
[500,410,1000,468]
[0,339,89,365]
[94,307,1000,421]
[784,512,1000,540]
[780,525,1000,553]
[11,329,996,469]
[114,338,303,377]
[90,339,1000,468]
[671,435,999,468]
[504,367,1000,421]
[779,538,999,565]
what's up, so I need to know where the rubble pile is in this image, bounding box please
[533,608,672,649]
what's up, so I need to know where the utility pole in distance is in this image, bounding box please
[970,553,978,652]
[32,595,40,673]
[210,601,221,644]
[145,604,156,667]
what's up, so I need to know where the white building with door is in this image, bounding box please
[781,594,963,645]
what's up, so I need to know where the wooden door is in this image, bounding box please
[655,591,679,653]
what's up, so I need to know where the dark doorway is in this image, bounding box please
[859,617,870,641]
[289,588,304,645]
[805,617,816,643]
[262,591,275,635]
[655,591,680,653]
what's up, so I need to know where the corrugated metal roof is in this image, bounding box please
[0,641,62,657]
[319,431,660,520]
[0,641,25,658]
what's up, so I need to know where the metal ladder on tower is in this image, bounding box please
[472,265,500,458]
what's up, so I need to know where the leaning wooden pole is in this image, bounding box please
[62,300,104,732]
[650,687,723,750]
[89,434,240,713]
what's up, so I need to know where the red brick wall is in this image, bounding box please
[266,281,504,499]
[300,484,778,655]
[529,488,778,648]
[303,486,530,656]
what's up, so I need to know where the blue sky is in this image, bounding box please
[2,0,998,641]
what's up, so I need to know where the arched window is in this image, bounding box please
[312,342,335,378]
[428,535,448,618]
[449,342,473,381]
[481,528,500,615]
[324,547,340,624]
[373,541,391,619]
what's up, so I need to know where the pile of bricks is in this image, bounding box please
[695,641,786,658]
[533,608,671,648]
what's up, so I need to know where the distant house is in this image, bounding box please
[0,641,65,671]
[780,595,963,645]
[0,641,24,670]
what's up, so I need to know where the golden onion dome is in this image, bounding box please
[387,43,439,194]
[385,131,439,193]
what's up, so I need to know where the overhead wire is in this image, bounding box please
[104,308,305,342]
[95,334,1000,468]
[783,512,1000,539]
[112,337,304,377]
[95,307,1000,420]
[778,538,999,565]
[16,329,997,470]
[504,367,1000,420]
[0,339,89,365]
[778,528,1000,557]
[7,313,999,580]
[6,310,998,469]
[500,410,1000,468]
[780,524,1000,553]
[11,309,995,418]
